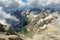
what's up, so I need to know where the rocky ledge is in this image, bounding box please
[0,23,23,40]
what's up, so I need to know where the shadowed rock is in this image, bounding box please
[0,23,23,40]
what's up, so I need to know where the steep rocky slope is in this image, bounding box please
[0,23,23,40]
[20,11,60,40]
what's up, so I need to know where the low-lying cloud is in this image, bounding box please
[0,0,25,25]
[0,7,19,26]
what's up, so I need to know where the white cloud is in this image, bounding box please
[0,0,60,8]
[39,0,60,6]
[27,0,39,7]
[27,0,60,7]
[0,0,25,25]
[0,0,25,9]
[3,13,19,21]
[0,7,19,25]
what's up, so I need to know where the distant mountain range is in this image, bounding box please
[3,7,60,32]
[5,7,60,14]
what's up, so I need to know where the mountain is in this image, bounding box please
[4,7,41,32]
[0,23,23,40]
[19,10,60,40]
[3,7,60,32]
[1,7,60,40]
[10,10,28,32]
[29,7,41,12]
[27,10,58,31]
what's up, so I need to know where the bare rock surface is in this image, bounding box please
[0,23,23,40]
[20,11,60,40]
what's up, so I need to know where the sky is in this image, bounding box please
[22,0,29,3]
[0,0,60,9]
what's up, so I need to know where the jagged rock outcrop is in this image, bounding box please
[0,23,23,40]
[21,11,60,40]
[28,11,58,31]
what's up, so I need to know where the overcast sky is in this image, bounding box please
[0,0,60,9]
